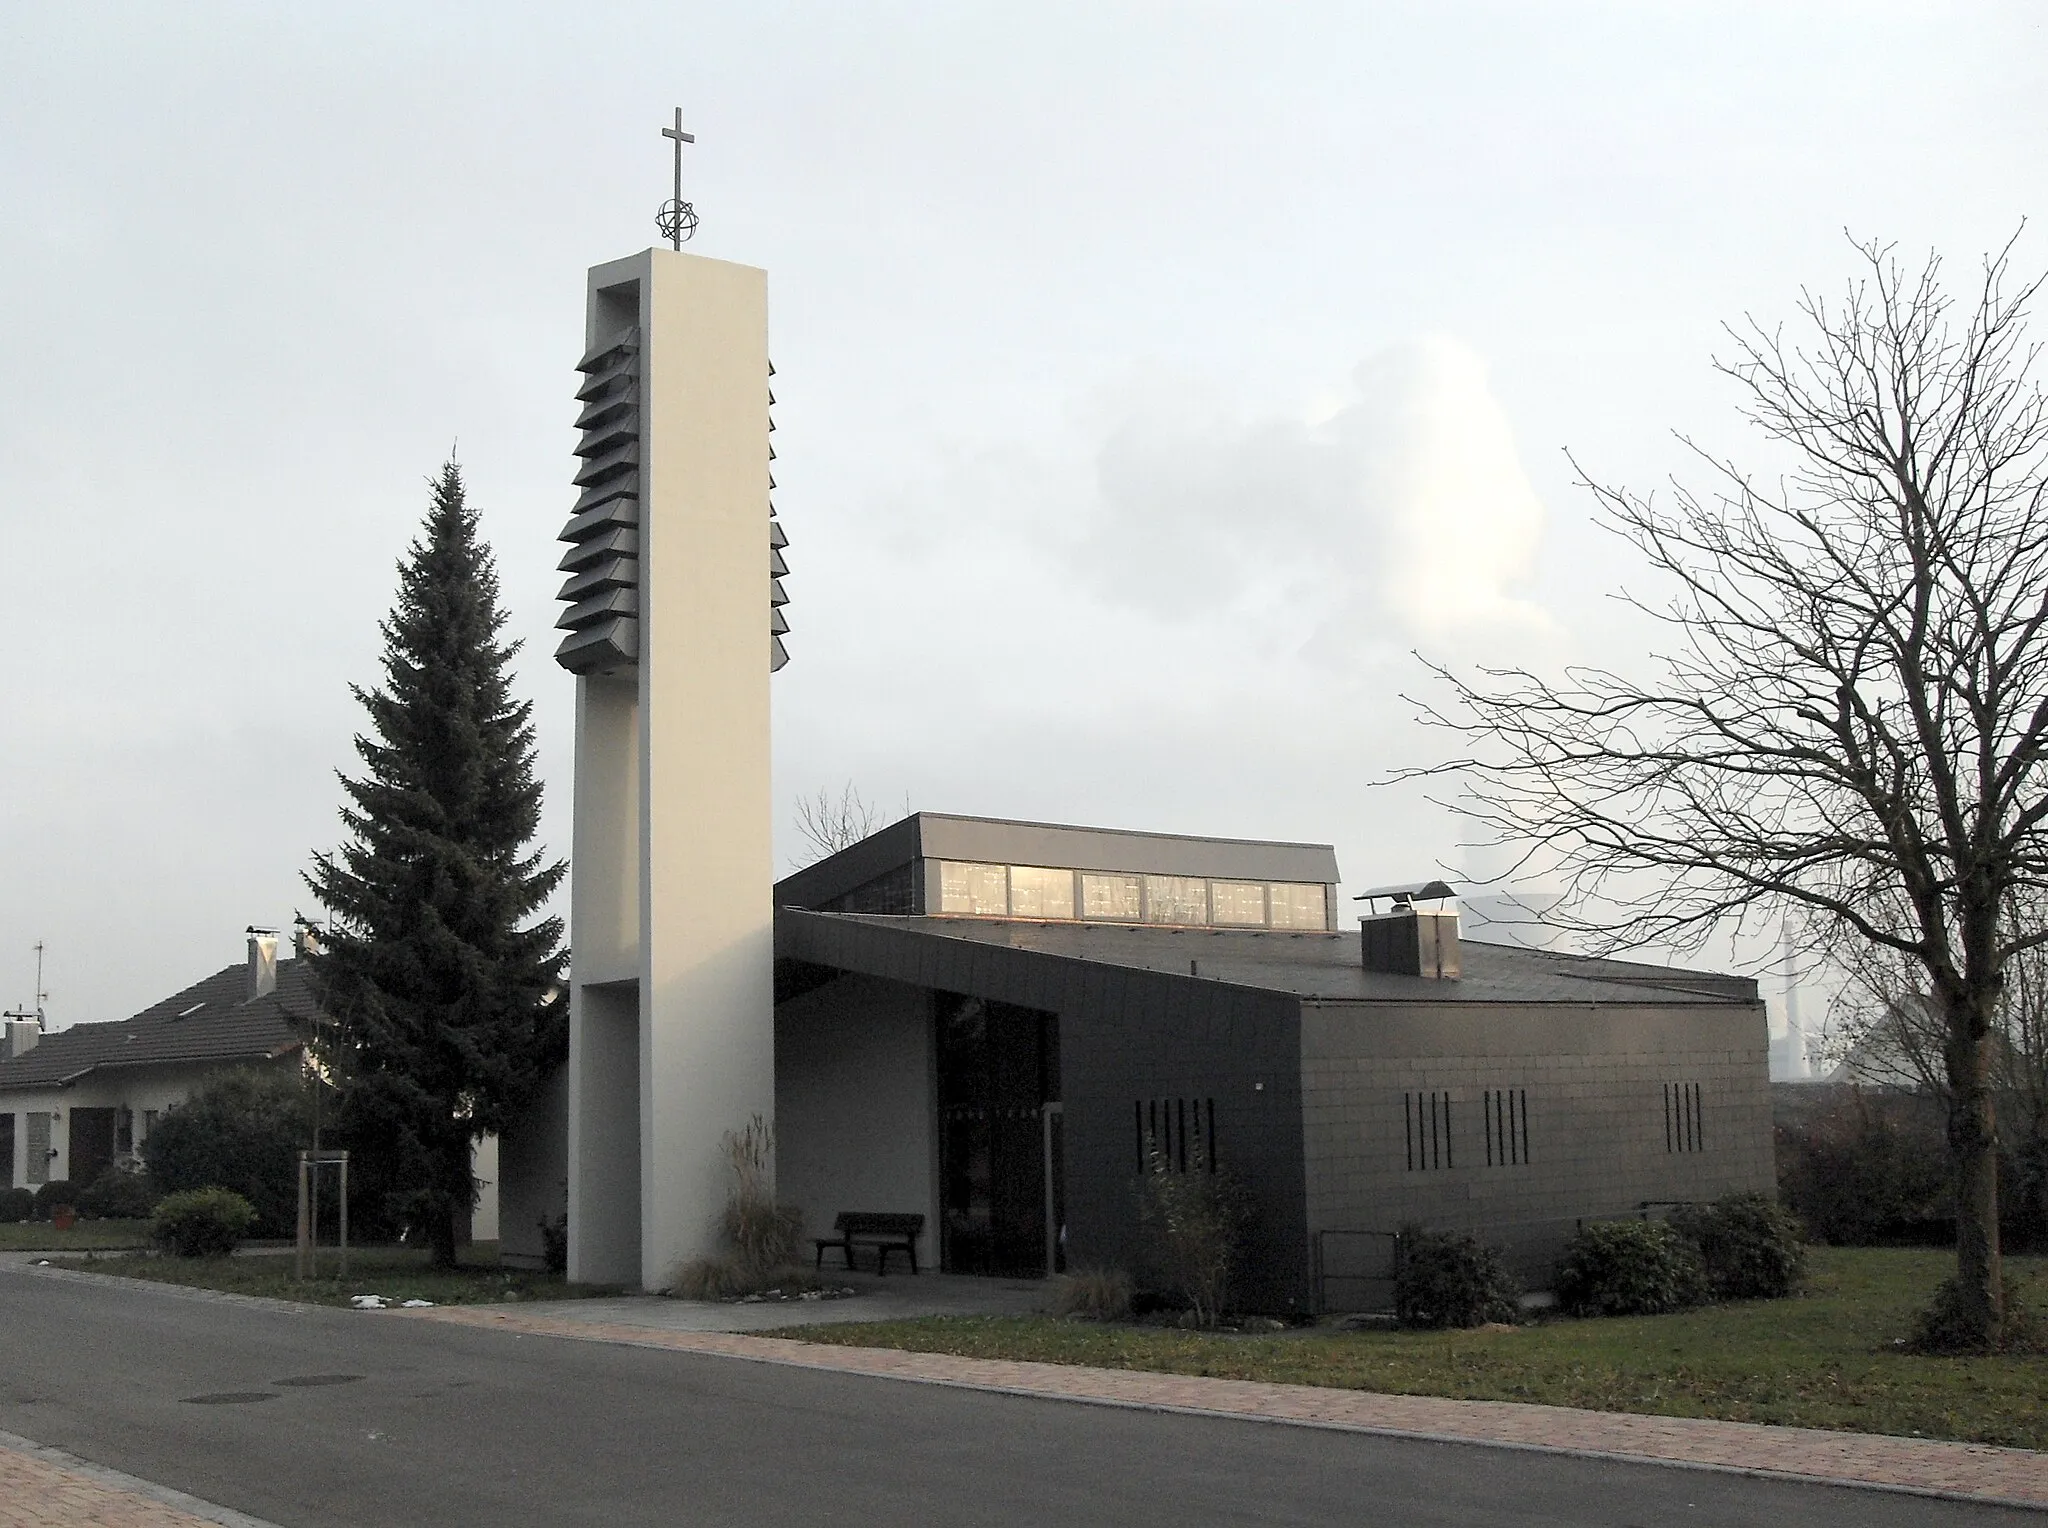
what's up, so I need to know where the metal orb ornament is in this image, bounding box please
[657,198,698,247]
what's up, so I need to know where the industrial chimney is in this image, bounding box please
[246,927,279,1001]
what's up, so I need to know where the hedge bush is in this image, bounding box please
[0,1187,33,1223]
[151,1188,258,1258]
[1395,1227,1521,1329]
[78,1166,160,1221]
[143,1068,314,1237]
[1671,1191,1806,1300]
[1555,1218,1707,1317]
[32,1180,76,1220]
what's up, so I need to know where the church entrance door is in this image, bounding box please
[937,994,1060,1277]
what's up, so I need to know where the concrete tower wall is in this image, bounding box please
[565,249,775,1289]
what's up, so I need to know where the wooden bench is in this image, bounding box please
[813,1211,925,1275]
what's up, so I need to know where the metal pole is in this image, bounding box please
[295,1153,310,1280]
[338,1156,349,1277]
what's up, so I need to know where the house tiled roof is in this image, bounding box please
[0,959,314,1089]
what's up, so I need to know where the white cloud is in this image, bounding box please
[1043,336,1557,666]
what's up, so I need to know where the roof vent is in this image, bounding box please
[1357,900,1460,980]
[246,927,279,1001]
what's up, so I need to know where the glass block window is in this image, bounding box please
[1210,881,1267,925]
[1080,873,1142,921]
[1143,875,1209,925]
[1008,865,1075,919]
[939,861,1008,916]
[1268,882,1328,930]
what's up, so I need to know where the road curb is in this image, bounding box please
[0,1427,284,1528]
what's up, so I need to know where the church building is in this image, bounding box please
[496,229,1773,1309]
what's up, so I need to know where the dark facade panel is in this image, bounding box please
[776,909,1312,1310]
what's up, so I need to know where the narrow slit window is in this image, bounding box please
[1664,1082,1704,1153]
[1404,1091,1453,1170]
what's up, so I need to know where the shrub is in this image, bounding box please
[0,1187,33,1223]
[77,1166,160,1221]
[32,1180,76,1220]
[1671,1191,1806,1300]
[1052,1266,1134,1321]
[1775,1089,1948,1245]
[1394,1227,1521,1329]
[151,1188,258,1258]
[1136,1134,1246,1328]
[143,1068,315,1238]
[538,1213,568,1275]
[1907,1274,2045,1354]
[1555,1218,1707,1317]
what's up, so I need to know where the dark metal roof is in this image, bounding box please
[777,910,1758,1008]
[0,960,313,1090]
[777,811,1341,911]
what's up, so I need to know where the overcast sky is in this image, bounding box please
[2,3,2043,1033]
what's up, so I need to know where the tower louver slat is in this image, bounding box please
[554,328,642,674]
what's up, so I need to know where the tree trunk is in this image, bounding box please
[1946,990,2004,1346]
[428,1135,470,1270]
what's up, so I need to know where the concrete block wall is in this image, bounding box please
[1299,999,1773,1288]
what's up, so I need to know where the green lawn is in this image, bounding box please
[767,1248,2048,1449]
[0,1219,155,1252]
[46,1244,620,1308]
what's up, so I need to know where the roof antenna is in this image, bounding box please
[4,941,48,1031]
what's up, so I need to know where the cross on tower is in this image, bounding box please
[657,107,698,249]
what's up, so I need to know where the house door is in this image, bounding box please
[69,1108,117,1187]
[0,1114,13,1188]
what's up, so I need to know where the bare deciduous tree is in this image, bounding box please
[1406,236,2048,1347]
[792,783,886,868]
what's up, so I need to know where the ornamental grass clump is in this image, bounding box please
[670,1115,805,1299]
[1554,1218,1707,1317]
[1051,1266,1134,1322]
[151,1188,258,1259]
[1394,1227,1521,1329]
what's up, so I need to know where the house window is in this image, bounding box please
[1134,1097,1217,1173]
[1405,1091,1453,1170]
[1665,1082,1704,1153]
[1007,865,1075,919]
[142,1109,159,1144]
[1210,881,1267,926]
[1080,873,1141,921]
[939,861,1008,916]
[116,1108,134,1154]
[1142,875,1209,925]
[1268,883,1328,930]
[1484,1088,1529,1166]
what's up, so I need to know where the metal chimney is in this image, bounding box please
[1354,882,1461,979]
[246,928,279,1001]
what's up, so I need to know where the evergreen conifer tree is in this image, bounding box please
[306,461,566,1267]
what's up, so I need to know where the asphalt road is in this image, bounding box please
[0,1264,2035,1528]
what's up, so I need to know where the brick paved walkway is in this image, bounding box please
[410,1305,2048,1510]
[0,1435,270,1528]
